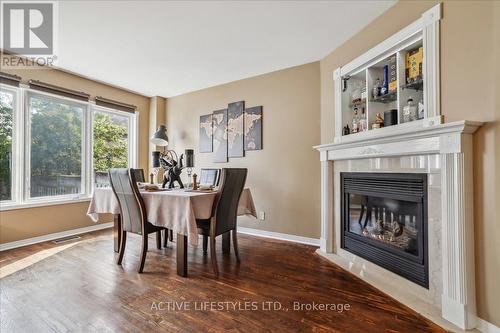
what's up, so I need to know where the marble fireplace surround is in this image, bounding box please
[314,120,482,331]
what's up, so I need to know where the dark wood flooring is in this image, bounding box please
[0,229,447,333]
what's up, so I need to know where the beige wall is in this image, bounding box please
[0,61,151,244]
[166,62,321,239]
[320,1,500,326]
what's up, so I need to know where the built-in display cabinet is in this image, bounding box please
[333,4,442,143]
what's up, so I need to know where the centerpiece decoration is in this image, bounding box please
[151,125,193,189]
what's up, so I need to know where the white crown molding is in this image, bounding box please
[0,222,113,251]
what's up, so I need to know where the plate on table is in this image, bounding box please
[143,184,170,192]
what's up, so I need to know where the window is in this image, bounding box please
[92,108,132,187]
[27,93,85,198]
[0,85,137,209]
[0,89,15,201]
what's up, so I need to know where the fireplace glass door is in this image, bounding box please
[347,194,422,258]
[341,173,428,288]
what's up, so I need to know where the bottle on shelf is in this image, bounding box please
[372,78,381,98]
[359,108,367,132]
[381,65,388,95]
[380,79,387,96]
[361,86,367,101]
[403,97,418,123]
[352,108,359,133]
[418,96,424,119]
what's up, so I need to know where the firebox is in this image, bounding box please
[341,172,428,288]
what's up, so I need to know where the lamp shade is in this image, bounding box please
[185,149,194,168]
[151,125,169,146]
[152,151,161,168]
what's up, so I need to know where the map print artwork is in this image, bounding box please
[199,102,262,162]
[199,114,213,153]
[227,101,245,157]
[244,106,262,151]
[212,109,228,163]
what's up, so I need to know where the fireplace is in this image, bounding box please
[341,172,428,288]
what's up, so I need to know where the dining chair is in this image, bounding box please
[196,168,247,277]
[132,168,145,183]
[108,168,166,273]
[199,168,220,187]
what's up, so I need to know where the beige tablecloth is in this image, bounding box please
[87,188,256,246]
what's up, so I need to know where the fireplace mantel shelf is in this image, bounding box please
[314,120,482,161]
[314,119,483,331]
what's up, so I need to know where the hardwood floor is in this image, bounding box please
[0,229,447,333]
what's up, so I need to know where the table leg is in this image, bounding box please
[222,232,231,254]
[177,234,188,277]
[114,214,122,253]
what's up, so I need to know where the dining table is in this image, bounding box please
[87,186,256,277]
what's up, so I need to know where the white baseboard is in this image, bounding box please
[237,227,320,246]
[0,222,113,252]
[477,317,500,333]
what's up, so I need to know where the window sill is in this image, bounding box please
[0,197,91,212]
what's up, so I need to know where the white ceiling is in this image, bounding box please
[57,1,396,97]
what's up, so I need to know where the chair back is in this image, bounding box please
[108,168,146,234]
[132,169,145,183]
[200,168,220,187]
[213,168,247,236]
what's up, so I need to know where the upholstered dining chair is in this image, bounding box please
[196,168,248,277]
[132,168,145,183]
[199,168,220,187]
[109,168,166,273]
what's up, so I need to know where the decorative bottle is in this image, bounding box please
[372,78,381,98]
[403,97,418,123]
[418,96,424,119]
[359,108,367,132]
[352,108,359,133]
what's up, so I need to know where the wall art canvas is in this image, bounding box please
[212,109,228,163]
[199,114,213,152]
[244,106,263,150]
[227,101,245,157]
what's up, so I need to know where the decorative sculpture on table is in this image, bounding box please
[151,125,193,189]
[159,150,184,189]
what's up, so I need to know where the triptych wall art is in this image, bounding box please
[199,101,262,163]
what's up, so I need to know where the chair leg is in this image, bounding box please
[156,231,161,250]
[209,235,219,278]
[203,235,208,254]
[117,231,127,265]
[163,229,168,247]
[138,233,148,273]
[232,228,240,263]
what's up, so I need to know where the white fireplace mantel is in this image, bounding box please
[314,120,483,331]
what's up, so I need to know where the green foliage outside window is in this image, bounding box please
[0,92,130,200]
[93,112,128,172]
[0,92,13,200]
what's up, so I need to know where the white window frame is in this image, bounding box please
[90,104,138,190]
[0,84,22,205]
[24,89,89,203]
[0,85,139,211]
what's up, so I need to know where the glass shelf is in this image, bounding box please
[402,80,423,91]
[370,91,397,104]
[349,99,366,107]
